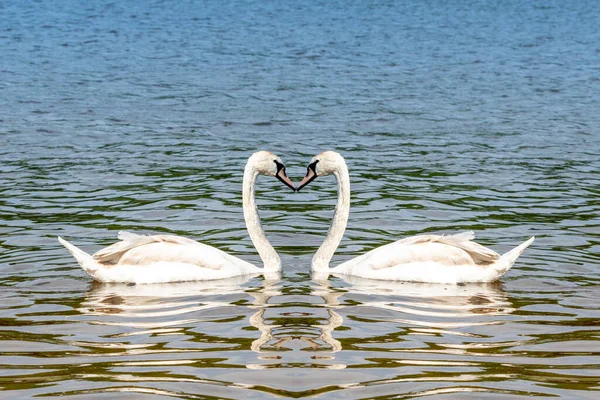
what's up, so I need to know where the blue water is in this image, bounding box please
[3,0,599,141]
[1,1,600,399]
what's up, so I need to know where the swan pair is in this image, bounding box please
[59,151,534,284]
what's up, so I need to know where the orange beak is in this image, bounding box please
[276,167,296,191]
[296,166,317,191]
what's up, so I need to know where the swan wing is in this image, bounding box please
[348,231,500,271]
[92,231,227,270]
[396,231,500,264]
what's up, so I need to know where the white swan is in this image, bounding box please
[58,151,295,284]
[297,151,534,283]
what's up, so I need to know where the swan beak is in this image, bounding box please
[276,166,296,191]
[296,167,317,191]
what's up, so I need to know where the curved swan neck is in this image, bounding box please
[243,163,281,272]
[312,163,350,273]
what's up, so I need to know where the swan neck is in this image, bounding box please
[243,164,281,272]
[312,164,350,273]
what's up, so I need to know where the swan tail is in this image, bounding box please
[496,236,535,276]
[58,237,102,279]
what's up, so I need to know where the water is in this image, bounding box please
[1,0,600,398]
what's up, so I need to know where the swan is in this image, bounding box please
[58,151,295,284]
[296,151,534,283]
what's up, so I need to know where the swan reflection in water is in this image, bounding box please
[79,274,345,370]
[249,281,344,353]
[78,274,276,357]
[246,277,346,370]
[77,272,514,375]
[74,275,284,392]
[339,275,514,321]
[79,274,255,318]
[312,275,514,355]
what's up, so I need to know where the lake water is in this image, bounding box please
[1,0,600,398]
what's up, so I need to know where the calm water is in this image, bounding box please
[1,0,600,398]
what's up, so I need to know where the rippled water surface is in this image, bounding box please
[1,0,600,398]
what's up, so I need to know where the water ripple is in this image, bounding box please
[2,0,600,398]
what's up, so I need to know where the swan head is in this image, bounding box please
[247,151,296,191]
[297,151,346,191]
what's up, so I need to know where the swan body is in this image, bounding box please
[297,151,534,283]
[59,151,295,284]
[58,232,260,283]
[330,232,534,284]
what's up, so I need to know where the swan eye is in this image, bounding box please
[273,160,295,191]
[296,160,319,191]
[273,160,285,172]
[273,160,289,177]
